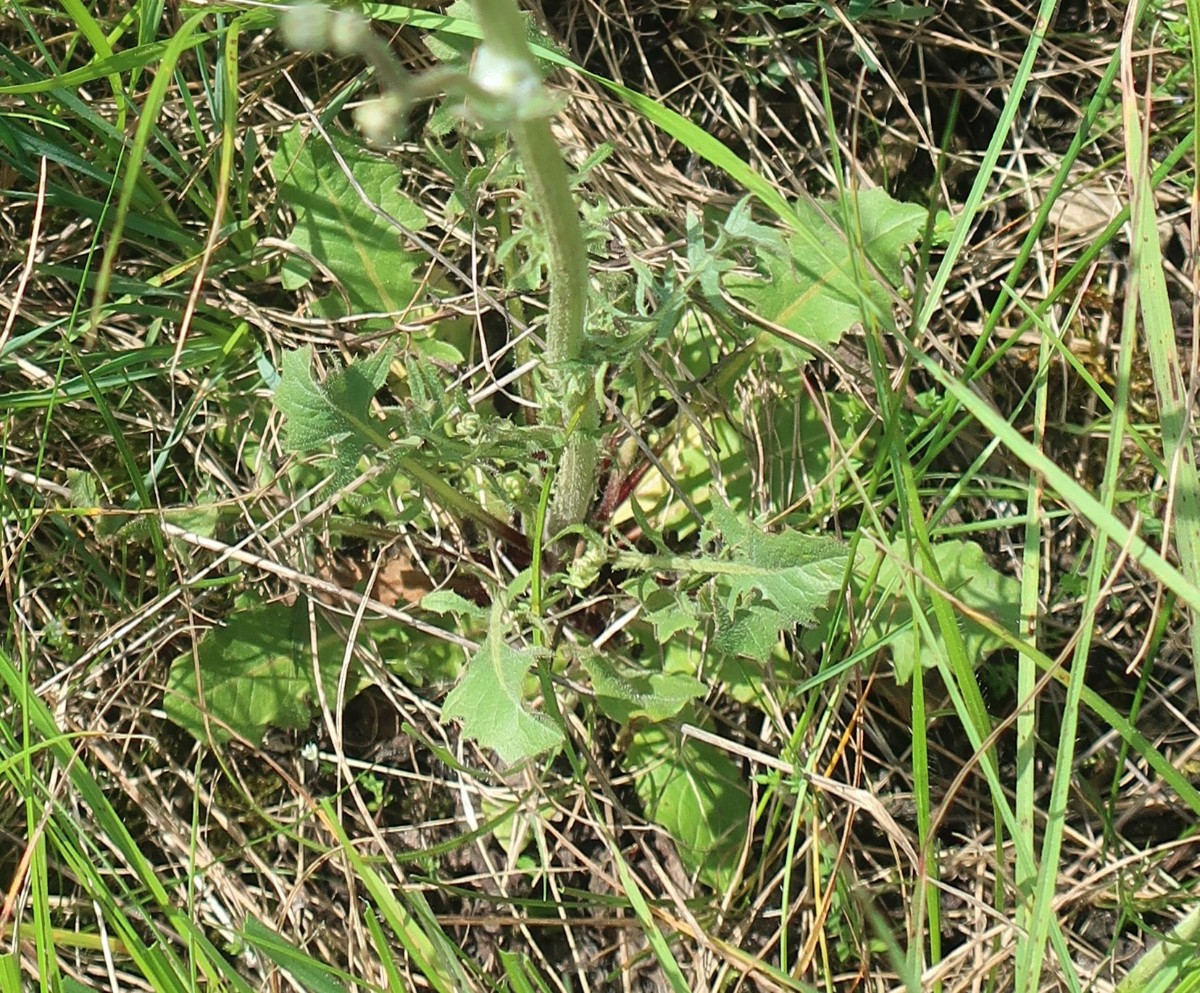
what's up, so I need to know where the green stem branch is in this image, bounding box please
[471,0,598,538]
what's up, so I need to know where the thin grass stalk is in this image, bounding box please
[1015,276,1135,990]
[908,634,933,980]
[1013,296,1052,965]
[968,50,1123,372]
[809,53,942,975]
[883,518,1200,817]
[0,645,260,991]
[1122,4,1200,694]
[532,668,692,993]
[170,18,241,386]
[322,801,472,992]
[915,602,1084,993]
[896,305,1200,633]
[88,12,207,334]
[776,746,805,972]
[57,0,128,130]
[28,804,58,989]
[787,685,850,979]
[917,42,1125,537]
[913,0,1059,336]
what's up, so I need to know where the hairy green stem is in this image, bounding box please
[471,0,598,538]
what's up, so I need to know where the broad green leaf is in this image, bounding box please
[627,726,750,890]
[710,596,792,662]
[370,618,465,686]
[621,415,749,533]
[162,503,220,538]
[623,509,846,662]
[756,381,875,513]
[860,538,1022,685]
[701,505,847,659]
[164,601,346,744]
[579,652,705,724]
[273,344,395,487]
[66,467,100,508]
[442,628,562,763]
[704,504,846,616]
[269,124,428,323]
[727,188,925,352]
[716,651,797,708]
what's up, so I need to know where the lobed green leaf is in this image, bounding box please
[726,188,926,355]
[441,627,562,763]
[269,124,429,324]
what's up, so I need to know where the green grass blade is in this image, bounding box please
[1112,900,1200,993]
[1123,4,1200,696]
[88,10,208,329]
[319,801,474,993]
[54,0,128,128]
[0,645,258,992]
[1014,306,1052,967]
[913,0,1060,335]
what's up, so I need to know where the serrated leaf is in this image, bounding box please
[627,726,750,890]
[400,353,468,441]
[579,652,705,724]
[727,188,925,352]
[164,602,346,744]
[66,468,99,508]
[694,506,846,658]
[269,124,428,323]
[442,629,562,763]
[710,598,792,663]
[706,504,847,621]
[625,510,846,661]
[273,344,395,487]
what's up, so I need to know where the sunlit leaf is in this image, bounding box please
[164,601,345,744]
[441,623,562,763]
[727,188,925,353]
[273,344,395,488]
[623,507,846,662]
[628,726,750,889]
[700,504,847,659]
[270,124,428,324]
[859,538,1022,685]
[579,651,705,724]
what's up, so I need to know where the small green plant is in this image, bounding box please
[163,0,966,891]
[280,0,598,538]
